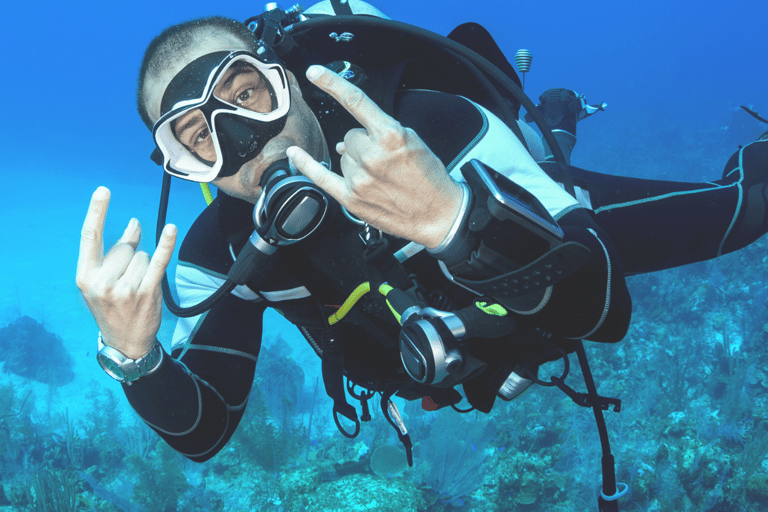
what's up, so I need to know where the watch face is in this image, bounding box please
[97,353,126,381]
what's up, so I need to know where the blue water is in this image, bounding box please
[3,0,765,177]
[1,0,767,510]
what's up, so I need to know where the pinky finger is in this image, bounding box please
[336,141,346,155]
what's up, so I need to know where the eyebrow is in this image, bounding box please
[173,111,206,144]
[219,65,259,94]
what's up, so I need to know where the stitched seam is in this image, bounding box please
[147,370,245,458]
[593,183,735,214]
[140,376,203,437]
[446,106,489,173]
[183,344,259,363]
[554,203,583,221]
[578,228,611,339]
[718,146,745,256]
[507,286,552,315]
[181,412,231,459]
[176,312,209,359]
[229,396,249,412]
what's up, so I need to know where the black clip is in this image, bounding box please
[551,376,622,413]
[347,381,376,422]
[359,224,384,247]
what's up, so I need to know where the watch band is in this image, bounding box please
[133,340,164,380]
[97,333,164,384]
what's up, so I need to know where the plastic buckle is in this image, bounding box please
[347,381,376,422]
[551,376,622,412]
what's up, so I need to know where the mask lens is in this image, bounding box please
[154,51,290,182]
[169,110,220,168]
[213,60,278,114]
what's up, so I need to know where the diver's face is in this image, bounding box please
[151,40,328,203]
[211,70,329,203]
[171,61,279,163]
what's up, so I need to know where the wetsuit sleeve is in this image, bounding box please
[122,292,264,462]
[122,291,264,462]
[118,213,267,465]
[426,100,631,342]
[529,207,632,342]
[557,139,768,275]
[437,198,632,343]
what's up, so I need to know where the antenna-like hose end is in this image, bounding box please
[514,49,533,73]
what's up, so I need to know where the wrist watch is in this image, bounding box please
[96,333,164,385]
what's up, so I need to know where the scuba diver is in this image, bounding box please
[75,1,768,509]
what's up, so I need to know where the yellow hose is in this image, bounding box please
[200,183,214,206]
[328,282,371,325]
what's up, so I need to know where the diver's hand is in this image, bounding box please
[76,187,177,359]
[287,65,463,250]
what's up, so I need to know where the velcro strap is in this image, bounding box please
[322,326,360,438]
[454,241,591,297]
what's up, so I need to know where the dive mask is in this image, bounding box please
[153,48,291,182]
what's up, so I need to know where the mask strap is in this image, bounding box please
[331,0,354,15]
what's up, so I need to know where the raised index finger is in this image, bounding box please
[77,187,110,277]
[306,65,397,136]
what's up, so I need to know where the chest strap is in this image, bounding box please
[363,235,414,291]
[322,324,361,438]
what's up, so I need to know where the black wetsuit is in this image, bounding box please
[123,86,768,462]
[564,139,768,274]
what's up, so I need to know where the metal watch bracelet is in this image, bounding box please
[96,333,164,385]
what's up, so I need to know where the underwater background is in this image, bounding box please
[1,0,768,510]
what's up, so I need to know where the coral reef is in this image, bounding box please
[0,316,74,386]
[370,444,409,478]
[3,205,768,512]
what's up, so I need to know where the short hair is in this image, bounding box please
[136,16,258,129]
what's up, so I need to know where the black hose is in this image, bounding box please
[156,172,237,318]
[155,13,580,318]
[285,15,577,196]
[575,341,621,512]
